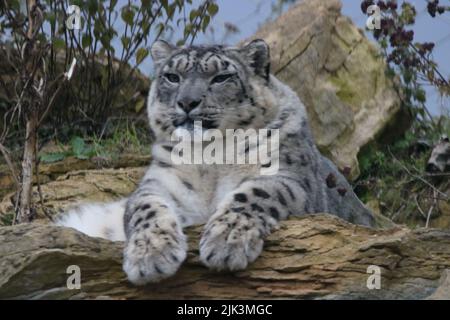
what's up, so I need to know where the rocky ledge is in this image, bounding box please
[1,214,449,300]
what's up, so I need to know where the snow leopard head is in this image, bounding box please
[147,39,280,140]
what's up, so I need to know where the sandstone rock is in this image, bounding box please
[0,214,449,299]
[248,0,405,178]
[427,269,450,300]
[0,167,146,224]
[0,154,151,199]
[0,164,395,228]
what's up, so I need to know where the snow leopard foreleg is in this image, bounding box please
[123,179,187,285]
[200,175,307,271]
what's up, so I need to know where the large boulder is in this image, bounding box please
[1,214,449,299]
[248,0,405,178]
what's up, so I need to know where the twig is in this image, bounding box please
[0,143,19,187]
[37,57,77,126]
[425,189,438,228]
[424,172,450,177]
[388,148,449,200]
[414,194,427,219]
[410,43,449,87]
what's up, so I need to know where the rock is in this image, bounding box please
[0,153,150,201]
[0,214,449,299]
[248,0,405,178]
[0,167,146,224]
[435,193,450,229]
[366,200,398,229]
[0,164,396,228]
[427,269,450,300]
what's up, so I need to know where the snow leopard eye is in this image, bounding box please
[211,73,234,84]
[164,73,180,84]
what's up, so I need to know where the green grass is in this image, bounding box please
[90,120,151,160]
[39,119,151,164]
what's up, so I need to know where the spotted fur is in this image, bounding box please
[57,39,374,285]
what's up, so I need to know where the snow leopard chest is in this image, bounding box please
[149,143,263,225]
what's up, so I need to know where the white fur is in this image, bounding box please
[55,200,126,241]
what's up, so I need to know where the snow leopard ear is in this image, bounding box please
[151,40,176,67]
[239,39,271,82]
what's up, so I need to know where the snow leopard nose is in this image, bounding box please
[177,98,202,114]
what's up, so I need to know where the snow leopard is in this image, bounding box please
[57,39,374,285]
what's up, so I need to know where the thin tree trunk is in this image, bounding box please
[16,110,38,223]
[15,0,39,224]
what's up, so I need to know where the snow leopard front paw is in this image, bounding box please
[123,216,187,285]
[199,210,275,271]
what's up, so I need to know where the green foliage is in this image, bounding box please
[361,0,449,125]
[39,120,150,164]
[356,119,449,227]
[356,1,450,227]
[0,212,14,226]
[39,136,96,163]
[0,0,219,138]
[90,120,151,159]
[39,152,66,163]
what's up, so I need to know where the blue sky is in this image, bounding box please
[132,0,449,115]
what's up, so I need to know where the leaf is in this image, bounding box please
[82,146,96,158]
[403,70,413,84]
[93,19,104,38]
[135,98,146,113]
[110,0,118,10]
[9,0,20,10]
[141,20,151,36]
[46,12,56,29]
[40,153,66,163]
[82,34,92,48]
[156,22,165,36]
[136,47,149,65]
[167,3,176,19]
[121,35,131,48]
[207,2,219,16]
[141,0,151,9]
[121,7,135,26]
[202,15,210,32]
[415,89,426,103]
[161,0,169,12]
[100,32,112,50]
[52,38,65,50]
[184,23,193,38]
[70,136,85,156]
[189,9,198,22]
[88,0,98,15]
[75,154,89,160]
